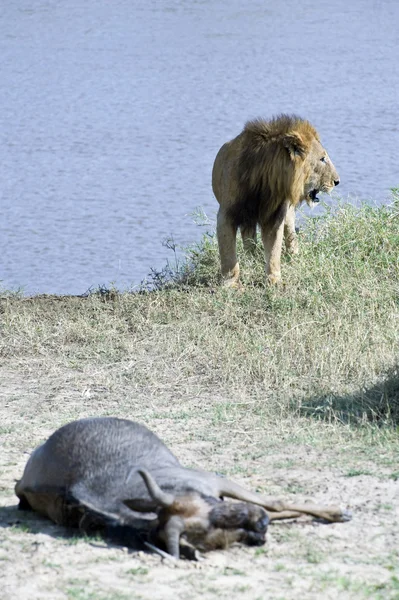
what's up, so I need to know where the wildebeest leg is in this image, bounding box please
[214,477,351,523]
[260,203,288,284]
[241,224,257,253]
[284,204,298,255]
[217,208,240,287]
[266,510,302,521]
[15,485,67,525]
[265,503,351,522]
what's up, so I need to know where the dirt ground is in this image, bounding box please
[0,358,398,600]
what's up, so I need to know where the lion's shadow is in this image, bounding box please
[300,366,399,425]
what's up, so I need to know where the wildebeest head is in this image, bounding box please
[126,470,269,558]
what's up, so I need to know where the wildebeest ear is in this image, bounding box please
[282,132,307,159]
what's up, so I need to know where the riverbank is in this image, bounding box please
[1,201,398,599]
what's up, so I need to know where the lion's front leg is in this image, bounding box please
[217,209,240,287]
[260,212,286,285]
[284,204,299,255]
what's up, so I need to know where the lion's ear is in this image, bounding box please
[282,133,307,160]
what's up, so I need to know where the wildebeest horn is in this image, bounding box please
[138,469,175,508]
[164,515,185,559]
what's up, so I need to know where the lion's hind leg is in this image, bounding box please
[217,209,240,288]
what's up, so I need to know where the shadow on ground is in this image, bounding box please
[300,366,399,425]
[0,503,149,554]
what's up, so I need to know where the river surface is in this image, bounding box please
[1,0,398,295]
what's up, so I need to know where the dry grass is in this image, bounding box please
[0,199,399,599]
[2,200,399,423]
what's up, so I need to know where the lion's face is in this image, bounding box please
[302,138,340,206]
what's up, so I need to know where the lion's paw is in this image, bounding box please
[267,273,282,285]
[222,279,244,291]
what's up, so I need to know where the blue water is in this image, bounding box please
[1,0,398,295]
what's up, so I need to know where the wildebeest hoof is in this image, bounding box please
[338,509,352,522]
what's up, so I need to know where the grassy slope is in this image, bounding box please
[2,200,399,423]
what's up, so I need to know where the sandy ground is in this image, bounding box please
[1,360,398,600]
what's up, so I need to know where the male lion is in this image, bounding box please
[212,115,340,286]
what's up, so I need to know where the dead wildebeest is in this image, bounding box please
[15,417,351,559]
